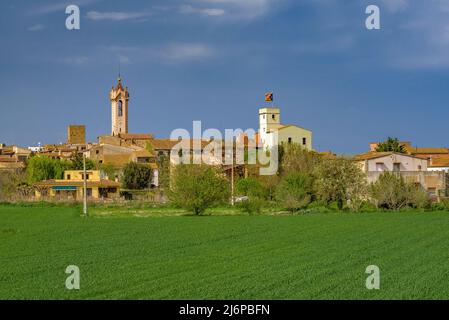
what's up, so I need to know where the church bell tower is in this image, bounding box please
[110,76,129,136]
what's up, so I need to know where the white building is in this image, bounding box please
[258,107,312,150]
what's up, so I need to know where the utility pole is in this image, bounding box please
[231,163,235,206]
[83,152,88,217]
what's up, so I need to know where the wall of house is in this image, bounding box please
[265,126,313,151]
[365,154,427,172]
[64,170,101,181]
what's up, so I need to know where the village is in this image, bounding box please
[0,76,448,206]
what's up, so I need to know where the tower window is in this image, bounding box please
[118,100,123,117]
[272,114,276,120]
[302,137,307,145]
[288,137,292,144]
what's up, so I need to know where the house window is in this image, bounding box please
[393,163,400,172]
[96,150,100,155]
[288,137,292,144]
[418,165,422,171]
[376,163,384,172]
[302,137,307,146]
[67,174,71,180]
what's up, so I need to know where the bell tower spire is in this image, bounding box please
[109,75,129,136]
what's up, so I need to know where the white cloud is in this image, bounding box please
[180,5,225,16]
[379,0,409,13]
[105,43,214,64]
[86,11,152,21]
[28,0,102,16]
[28,24,45,32]
[194,0,280,19]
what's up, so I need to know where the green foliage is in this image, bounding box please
[70,153,96,170]
[375,137,407,153]
[235,198,264,215]
[0,171,29,200]
[369,172,429,210]
[279,142,320,175]
[169,164,230,215]
[314,157,367,211]
[26,155,71,184]
[275,172,314,212]
[235,177,267,199]
[122,162,152,190]
[99,162,117,181]
[156,153,170,190]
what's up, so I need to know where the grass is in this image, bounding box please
[1,204,449,299]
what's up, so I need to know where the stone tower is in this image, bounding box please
[110,76,129,136]
[258,107,280,146]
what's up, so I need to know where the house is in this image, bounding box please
[369,141,449,160]
[258,107,312,150]
[34,170,120,200]
[355,151,447,197]
[428,155,449,173]
[0,145,30,171]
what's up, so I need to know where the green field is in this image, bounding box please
[1,204,449,299]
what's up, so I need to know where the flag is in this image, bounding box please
[265,92,273,102]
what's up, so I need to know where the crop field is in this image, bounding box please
[1,204,449,299]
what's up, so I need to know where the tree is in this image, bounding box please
[70,153,96,170]
[314,157,367,210]
[26,155,71,184]
[369,172,429,210]
[235,177,267,199]
[156,153,170,190]
[99,162,117,181]
[275,172,314,212]
[375,137,407,153]
[122,162,152,190]
[279,142,321,176]
[169,164,230,215]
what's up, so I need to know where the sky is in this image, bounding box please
[0,0,448,154]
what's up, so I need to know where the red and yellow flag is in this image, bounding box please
[264,92,273,102]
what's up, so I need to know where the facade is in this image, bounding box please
[0,145,30,171]
[355,151,447,197]
[67,125,86,144]
[258,107,312,150]
[110,76,130,136]
[35,170,120,200]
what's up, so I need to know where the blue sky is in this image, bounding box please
[1,0,448,154]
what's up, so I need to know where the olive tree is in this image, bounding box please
[169,164,230,215]
[314,157,367,211]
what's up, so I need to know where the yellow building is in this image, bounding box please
[35,170,120,200]
[258,107,313,150]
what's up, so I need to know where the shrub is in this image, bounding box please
[275,172,314,212]
[169,164,230,215]
[279,142,320,175]
[370,172,430,210]
[26,155,71,184]
[236,198,264,215]
[314,157,367,211]
[235,177,267,199]
[122,162,152,190]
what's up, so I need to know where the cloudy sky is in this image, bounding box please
[1,0,448,153]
